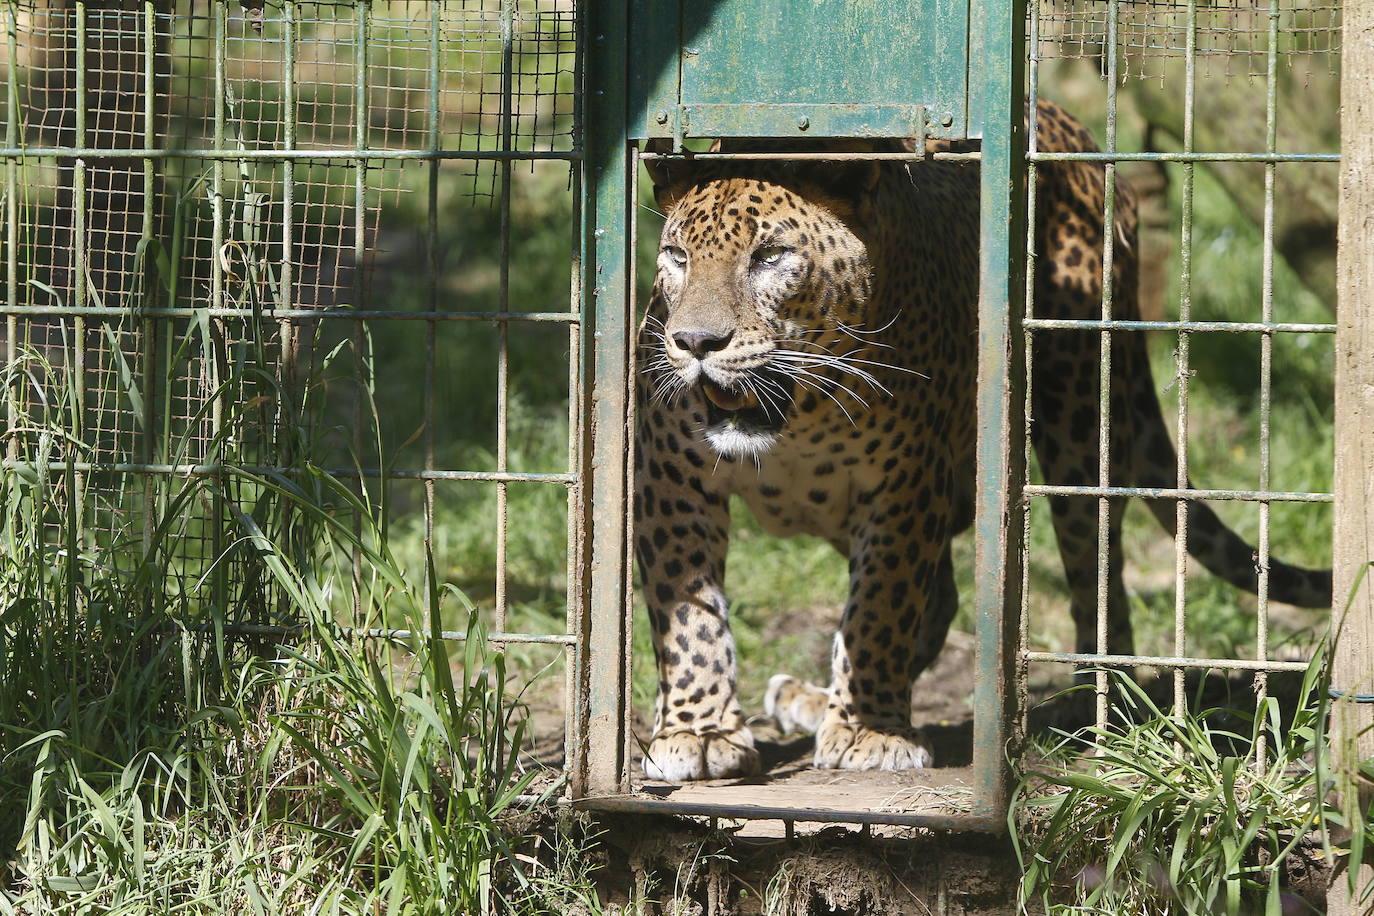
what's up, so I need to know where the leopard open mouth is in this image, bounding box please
[699,373,794,455]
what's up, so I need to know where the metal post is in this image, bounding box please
[970,0,1027,817]
[579,0,632,797]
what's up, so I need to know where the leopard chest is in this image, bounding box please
[721,413,889,544]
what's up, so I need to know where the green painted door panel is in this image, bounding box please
[629,0,970,141]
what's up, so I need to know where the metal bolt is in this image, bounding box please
[655,109,669,125]
[796,115,810,131]
[941,111,954,127]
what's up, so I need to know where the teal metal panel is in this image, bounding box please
[630,0,969,141]
[581,0,636,797]
[681,103,926,139]
[627,0,681,141]
[970,0,1027,820]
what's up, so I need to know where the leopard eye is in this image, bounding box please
[751,245,789,267]
[662,245,688,268]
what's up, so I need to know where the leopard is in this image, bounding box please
[632,99,1332,782]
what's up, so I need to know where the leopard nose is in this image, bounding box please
[671,328,735,359]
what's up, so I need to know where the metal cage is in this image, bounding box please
[0,0,1342,836]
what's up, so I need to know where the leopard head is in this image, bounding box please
[644,149,889,457]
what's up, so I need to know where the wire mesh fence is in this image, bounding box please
[1023,0,1337,744]
[0,0,1344,832]
[1037,0,1341,80]
[1,0,583,786]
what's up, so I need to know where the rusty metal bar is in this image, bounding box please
[1254,0,1282,765]
[139,1,157,563]
[1024,651,1310,673]
[168,623,577,646]
[636,150,977,162]
[423,0,439,558]
[564,3,589,799]
[69,1,90,632]
[1025,483,1331,503]
[0,304,580,321]
[1029,151,1338,163]
[349,0,370,625]
[969,0,1028,817]
[494,0,516,633]
[1021,0,1043,749]
[1172,0,1199,717]
[0,461,577,484]
[1093,0,1121,732]
[1023,318,1333,334]
[5,3,19,471]
[0,147,581,161]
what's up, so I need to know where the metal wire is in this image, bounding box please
[1024,0,1334,731]
[1036,0,1341,81]
[2,0,583,792]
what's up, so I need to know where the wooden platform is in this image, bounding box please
[578,763,992,834]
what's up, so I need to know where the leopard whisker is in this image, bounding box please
[785,370,860,426]
[771,351,891,400]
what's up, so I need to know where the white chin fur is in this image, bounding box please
[705,423,778,458]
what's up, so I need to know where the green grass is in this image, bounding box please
[0,341,599,913]
[1012,651,1373,913]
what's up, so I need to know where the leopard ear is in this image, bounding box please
[643,140,700,212]
[797,159,883,201]
[783,139,891,202]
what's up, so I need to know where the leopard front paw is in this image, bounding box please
[814,722,932,771]
[641,728,761,782]
[764,674,830,736]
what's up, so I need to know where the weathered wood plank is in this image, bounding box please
[1329,0,1374,909]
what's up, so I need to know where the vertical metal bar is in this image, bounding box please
[1095,0,1120,731]
[970,0,1028,816]
[622,132,639,786]
[1020,0,1041,736]
[139,1,157,562]
[424,1,439,557]
[5,2,19,470]
[210,0,227,636]
[580,0,632,797]
[70,0,89,632]
[350,0,369,624]
[1255,0,1281,768]
[564,5,587,797]
[1173,0,1199,717]
[281,1,296,404]
[495,0,515,633]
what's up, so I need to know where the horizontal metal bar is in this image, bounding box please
[172,622,575,645]
[572,796,1000,831]
[1024,651,1310,673]
[0,147,581,162]
[1024,483,1333,503]
[1029,151,1339,164]
[1,461,577,485]
[0,305,579,323]
[637,151,980,162]
[1024,318,1335,335]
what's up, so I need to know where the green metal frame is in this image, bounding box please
[580,0,1029,825]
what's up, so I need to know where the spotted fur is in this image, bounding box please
[633,100,1331,782]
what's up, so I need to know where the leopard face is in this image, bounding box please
[648,178,875,458]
